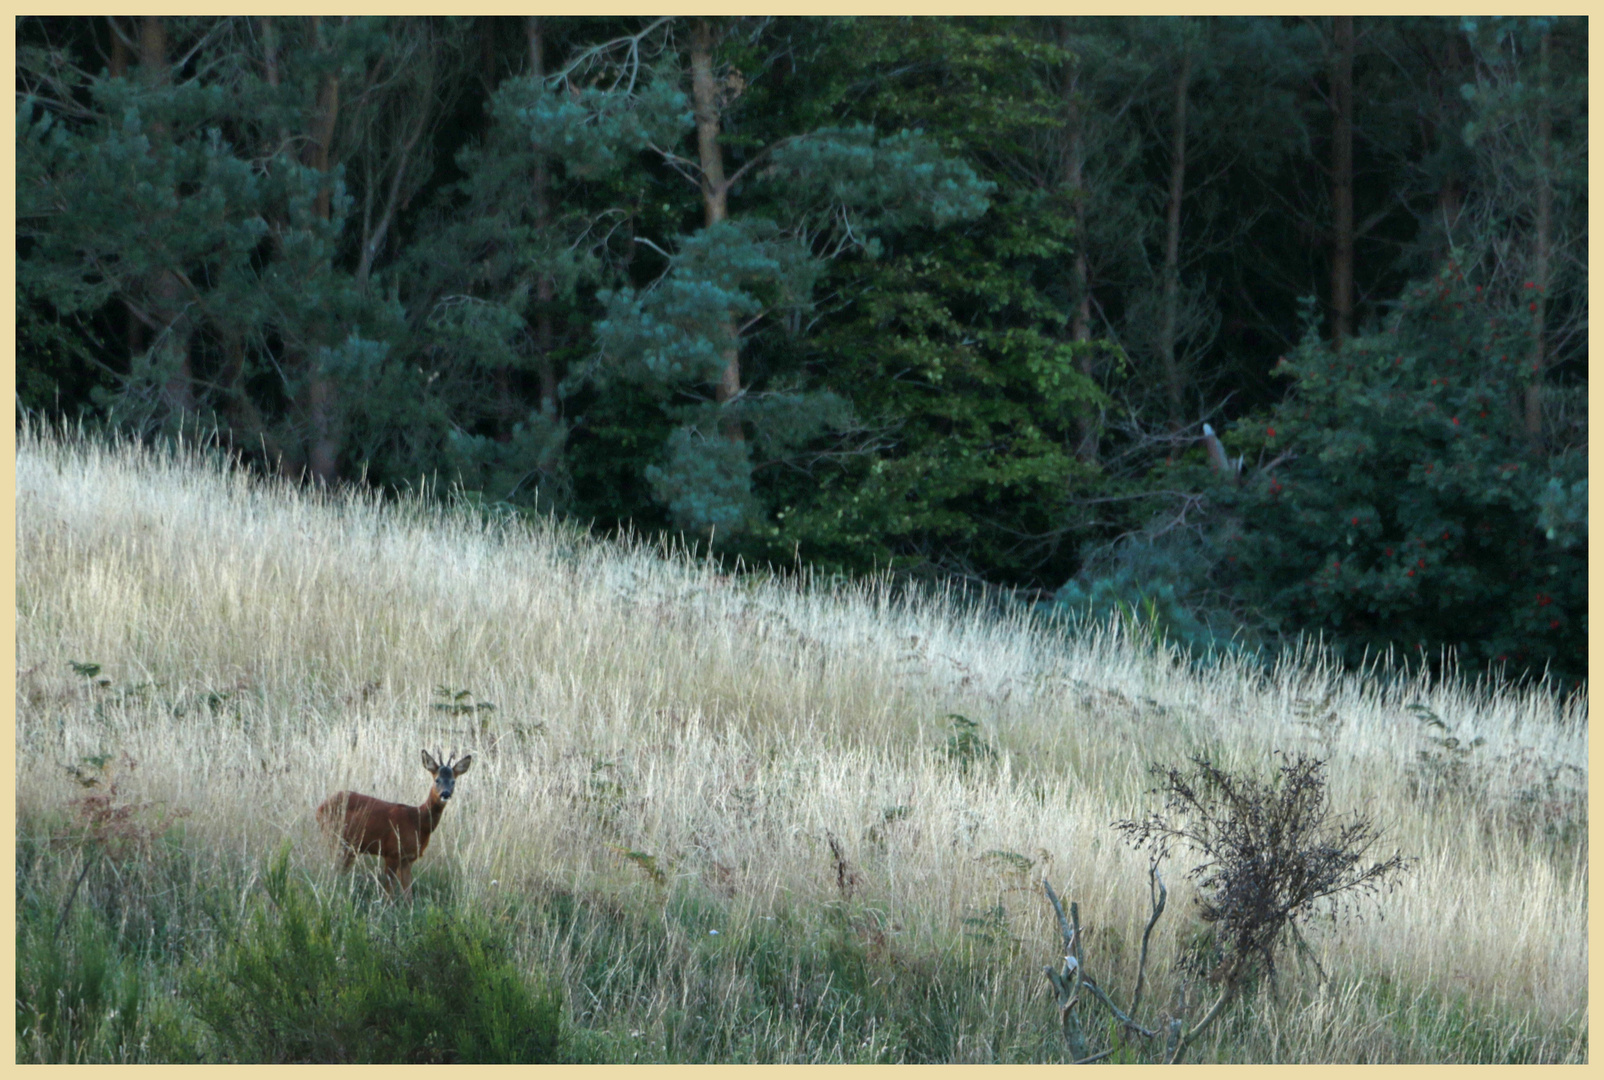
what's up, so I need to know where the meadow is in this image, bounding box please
[15,424,1587,1062]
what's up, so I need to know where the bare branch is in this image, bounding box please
[1168,984,1236,1064]
[1129,863,1166,1019]
[649,146,705,190]
[551,17,674,90]
[631,235,674,261]
[721,131,803,192]
[105,15,140,54]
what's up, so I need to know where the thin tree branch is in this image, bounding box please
[722,131,803,192]
[1129,863,1167,1019]
[551,17,674,88]
[1169,983,1237,1064]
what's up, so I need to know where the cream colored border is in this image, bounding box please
[2,11,1594,1077]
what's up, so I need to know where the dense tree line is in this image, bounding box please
[16,16,1586,684]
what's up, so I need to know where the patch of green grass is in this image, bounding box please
[527,879,1059,1063]
[15,885,203,1063]
[16,817,1584,1064]
[186,846,563,1063]
[16,821,564,1064]
[1364,975,1587,1064]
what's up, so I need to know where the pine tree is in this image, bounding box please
[538,17,993,535]
[17,17,472,481]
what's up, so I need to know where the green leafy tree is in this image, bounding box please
[1455,16,1588,453]
[396,17,674,512]
[763,18,1117,583]
[1215,261,1584,684]
[539,17,993,537]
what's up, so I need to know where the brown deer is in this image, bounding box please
[317,749,473,899]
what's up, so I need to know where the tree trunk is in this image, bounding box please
[114,18,139,369]
[138,16,197,421]
[690,18,743,438]
[107,17,129,78]
[1433,30,1464,256]
[305,18,342,222]
[690,19,731,230]
[218,329,289,471]
[259,16,292,153]
[528,15,558,420]
[138,17,166,99]
[1328,15,1355,348]
[1524,28,1552,452]
[259,16,278,90]
[1158,34,1191,427]
[1059,18,1098,463]
[252,17,303,479]
[302,15,343,483]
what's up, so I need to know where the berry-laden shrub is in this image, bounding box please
[1215,264,1585,686]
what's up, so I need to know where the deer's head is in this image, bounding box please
[422,748,473,802]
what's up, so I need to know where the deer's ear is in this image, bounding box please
[422,749,440,773]
[451,754,473,777]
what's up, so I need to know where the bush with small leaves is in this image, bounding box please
[1215,262,1585,686]
[1117,753,1412,987]
[1040,753,1413,1064]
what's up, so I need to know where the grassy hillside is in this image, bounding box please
[15,424,1587,1063]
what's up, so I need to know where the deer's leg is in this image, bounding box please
[381,855,403,899]
[395,860,414,901]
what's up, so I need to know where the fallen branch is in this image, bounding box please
[1042,870,1169,1060]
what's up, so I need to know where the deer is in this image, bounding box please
[316,749,473,899]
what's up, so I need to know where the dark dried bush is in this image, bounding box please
[1117,753,1412,986]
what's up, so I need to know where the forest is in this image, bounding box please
[16,16,1588,686]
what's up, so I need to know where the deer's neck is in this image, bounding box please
[419,791,447,837]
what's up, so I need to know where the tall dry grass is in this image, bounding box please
[15,423,1587,1061]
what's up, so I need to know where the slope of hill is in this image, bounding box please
[15,425,1587,1062]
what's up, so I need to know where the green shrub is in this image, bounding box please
[1215,263,1585,686]
[14,899,201,1063]
[1039,562,1246,664]
[16,909,144,1062]
[186,848,562,1063]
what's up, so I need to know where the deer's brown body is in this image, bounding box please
[317,750,472,898]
